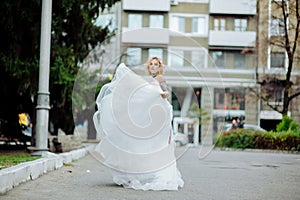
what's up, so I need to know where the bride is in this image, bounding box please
[93,57,184,191]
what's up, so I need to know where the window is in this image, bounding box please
[212,51,225,67]
[170,14,208,35]
[233,52,246,68]
[126,48,142,66]
[170,16,185,32]
[191,50,205,67]
[128,14,142,28]
[271,52,285,68]
[149,15,164,28]
[148,48,163,59]
[192,17,206,34]
[169,50,184,67]
[271,18,285,36]
[214,18,225,31]
[273,89,283,103]
[214,88,245,110]
[234,19,247,32]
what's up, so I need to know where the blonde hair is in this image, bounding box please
[145,57,164,75]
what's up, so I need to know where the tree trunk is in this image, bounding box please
[282,87,289,116]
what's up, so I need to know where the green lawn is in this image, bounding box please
[0,152,40,170]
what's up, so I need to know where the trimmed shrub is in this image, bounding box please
[215,129,300,151]
[215,129,258,149]
[276,116,299,132]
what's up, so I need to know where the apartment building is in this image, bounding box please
[257,0,300,130]
[95,0,299,145]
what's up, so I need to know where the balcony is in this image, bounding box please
[164,67,256,87]
[209,31,256,47]
[123,0,170,12]
[210,0,256,15]
[122,28,170,45]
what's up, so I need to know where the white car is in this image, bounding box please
[174,132,189,146]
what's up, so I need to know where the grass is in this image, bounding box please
[0,152,40,170]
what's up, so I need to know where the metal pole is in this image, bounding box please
[32,0,52,156]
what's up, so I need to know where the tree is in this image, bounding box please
[0,0,119,141]
[187,102,210,125]
[257,0,300,116]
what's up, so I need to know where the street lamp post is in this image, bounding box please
[31,0,52,156]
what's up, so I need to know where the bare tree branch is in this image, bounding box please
[288,89,300,103]
[249,86,282,113]
[264,99,282,113]
[292,0,300,56]
[281,0,291,57]
[272,0,281,7]
[269,40,286,48]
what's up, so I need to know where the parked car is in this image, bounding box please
[221,123,267,132]
[174,132,189,146]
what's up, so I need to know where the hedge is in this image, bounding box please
[215,129,300,152]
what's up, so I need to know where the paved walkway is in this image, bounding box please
[1,147,300,200]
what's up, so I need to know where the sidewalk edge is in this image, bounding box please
[0,144,96,194]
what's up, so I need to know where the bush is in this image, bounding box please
[215,129,256,149]
[276,116,299,132]
[215,129,300,151]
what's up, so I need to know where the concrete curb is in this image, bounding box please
[0,144,95,194]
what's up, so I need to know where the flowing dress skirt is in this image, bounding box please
[93,63,184,190]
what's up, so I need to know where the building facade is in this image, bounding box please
[95,0,300,145]
[257,0,300,130]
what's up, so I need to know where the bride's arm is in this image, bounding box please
[155,75,169,99]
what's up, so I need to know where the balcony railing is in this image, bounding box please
[123,0,170,11]
[122,28,170,44]
[210,0,256,15]
[209,31,256,47]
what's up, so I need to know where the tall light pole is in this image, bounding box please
[32,0,52,156]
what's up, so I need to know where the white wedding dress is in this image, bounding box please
[93,63,184,190]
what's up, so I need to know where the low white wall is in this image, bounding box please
[0,144,95,194]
